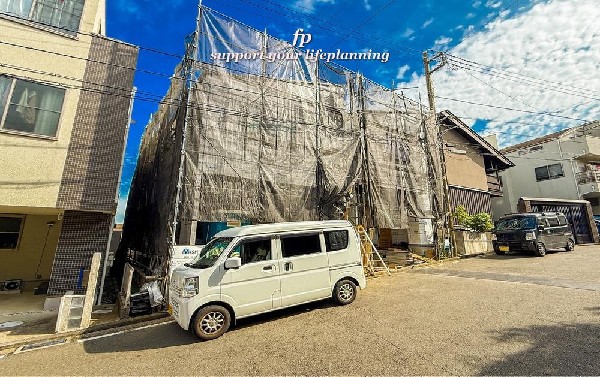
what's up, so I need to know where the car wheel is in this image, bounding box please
[191,305,231,341]
[333,279,357,305]
[534,242,546,257]
[565,238,575,251]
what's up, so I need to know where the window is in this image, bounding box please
[557,215,568,226]
[546,217,560,227]
[0,76,65,137]
[0,0,85,34]
[0,216,24,249]
[325,230,348,252]
[229,238,271,265]
[535,163,564,182]
[281,234,321,258]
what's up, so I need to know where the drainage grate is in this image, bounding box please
[16,339,67,353]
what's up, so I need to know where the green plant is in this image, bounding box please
[468,212,494,232]
[453,206,493,233]
[454,206,470,226]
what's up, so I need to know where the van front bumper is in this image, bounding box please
[168,291,191,330]
[493,240,537,252]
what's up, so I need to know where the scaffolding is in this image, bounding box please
[118,6,444,277]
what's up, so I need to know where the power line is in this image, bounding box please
[445,54,600,98]
[436,95,593,123]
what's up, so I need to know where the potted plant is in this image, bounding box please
[453,206,494,256]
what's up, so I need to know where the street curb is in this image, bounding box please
[0,311,170,353]
[459,252,487,259]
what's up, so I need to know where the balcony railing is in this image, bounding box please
[576,170,600,185]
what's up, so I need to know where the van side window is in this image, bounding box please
[281,234,321,258]
[558,215,567,226]
[325,230,349,252]
[546,217,560,227]
[230,238,271,264]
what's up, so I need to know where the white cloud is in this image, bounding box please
[422,18,434,28]
[473,1,482,8]
[396,64,410,79]
[466,12,476,19]
[400,28,414,38]
[364,0,371,11]
[115,194,128,224]
[485,0,502,8]
[433,36,453,49]
[293,0,335,13]
[397,0,600,148]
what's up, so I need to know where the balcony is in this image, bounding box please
[576,170,600,185]
[487,174,503,196]
[576,170,600,197]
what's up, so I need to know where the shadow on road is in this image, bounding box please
[479,323,600,375]
[82,300,335,354]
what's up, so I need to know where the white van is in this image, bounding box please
[169,220,366,340]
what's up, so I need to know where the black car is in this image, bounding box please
[493,212,575,257]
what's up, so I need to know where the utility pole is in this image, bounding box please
[422,51,456,258]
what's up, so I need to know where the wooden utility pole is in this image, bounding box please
[422,51,456,258]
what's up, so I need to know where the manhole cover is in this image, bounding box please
[0,321,23,329]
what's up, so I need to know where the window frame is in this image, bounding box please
[535,163,564,182]
[0,74,65,140]
[228,236,273,266]
[546,216,560,227]
[557,215,568,226]
[0,0,85,36]
[280,232,323,259]
[0,215,25,251]
[324,229,349,252]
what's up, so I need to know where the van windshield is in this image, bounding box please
[188,237,233,269]
[496,217,537,231]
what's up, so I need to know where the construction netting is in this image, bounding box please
[118,6,443,276]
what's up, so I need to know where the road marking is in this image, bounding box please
[78,320,174,343]
[415,269,600,291]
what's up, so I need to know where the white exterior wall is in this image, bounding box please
[492,130,600,219]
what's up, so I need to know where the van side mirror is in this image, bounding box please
[224,257,242,269]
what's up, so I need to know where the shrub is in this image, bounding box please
[453,206,493,233]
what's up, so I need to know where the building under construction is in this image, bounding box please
[117,6,444,278]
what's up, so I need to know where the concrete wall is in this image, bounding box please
[444,130,488,191]
[0,0,105,208]
[0,211,62,289]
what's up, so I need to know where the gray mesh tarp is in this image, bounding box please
[119,7,441,276]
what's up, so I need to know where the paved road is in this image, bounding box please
[2,246,600,375]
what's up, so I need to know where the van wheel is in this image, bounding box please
[333,279,357,305]
[534,242,546,257]
[191,305,231,341]
[565,238,575,251]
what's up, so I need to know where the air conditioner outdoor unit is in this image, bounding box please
[0,279,22,294]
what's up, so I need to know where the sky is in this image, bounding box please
[106,0,600,223]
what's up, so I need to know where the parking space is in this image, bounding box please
[2,246,600,375]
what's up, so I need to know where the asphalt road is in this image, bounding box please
[2,246,600,375]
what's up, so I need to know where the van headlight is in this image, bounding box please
[182,277,199,298]
[525,232,536,241]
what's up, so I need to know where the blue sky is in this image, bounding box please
[107,0,600,222]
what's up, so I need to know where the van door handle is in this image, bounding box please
[284,262,293,271]
[263,265,274,272]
